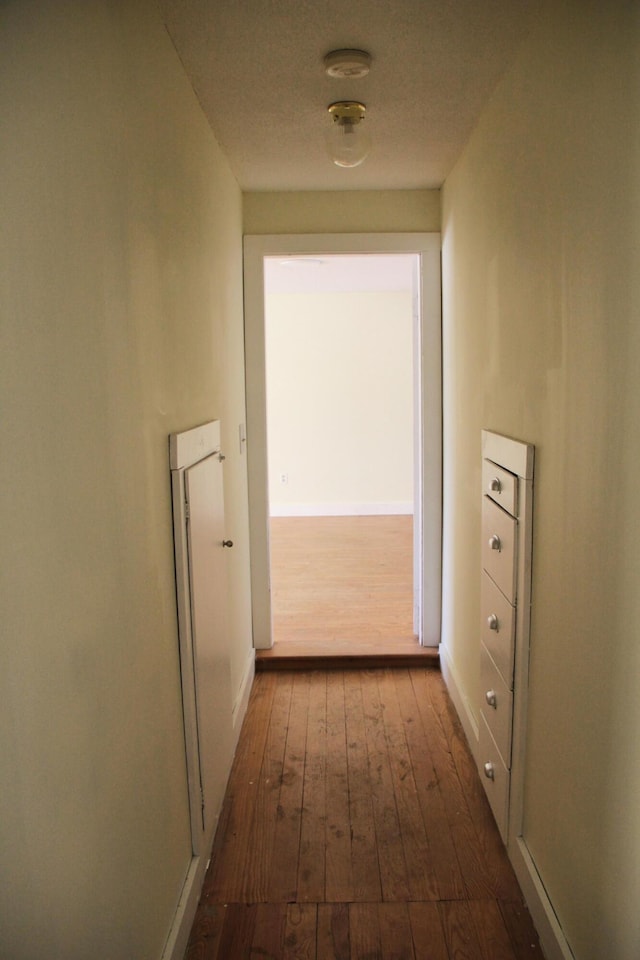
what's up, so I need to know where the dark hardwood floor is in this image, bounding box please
[184,668,544,959]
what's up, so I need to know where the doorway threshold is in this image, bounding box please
[255,639,439,671]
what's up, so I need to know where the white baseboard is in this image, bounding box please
[269,501,413,518]
[509,838,575,960]
[160,855,208,960]
[439,643,574,960]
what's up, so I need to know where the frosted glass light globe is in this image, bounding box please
[326,102,370,168]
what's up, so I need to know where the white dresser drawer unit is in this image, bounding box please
[478,431,534,847]
[480,645,513,767]
[481,495,517,604]
[482,459,518,516]
[479,713,510,842]
[481,571,515,688]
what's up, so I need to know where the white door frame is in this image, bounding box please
[243,233,442,649]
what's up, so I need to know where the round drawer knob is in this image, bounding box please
[222,539,234,548]
[487,613,499,631]
[483,762,495,781]
[489,535,501,551]
[490,477,502,493]
[485,689,497,708]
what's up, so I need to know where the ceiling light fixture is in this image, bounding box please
[323,49,371,80]
[326,101,370,168]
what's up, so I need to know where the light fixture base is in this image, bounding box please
[327,101,366,123]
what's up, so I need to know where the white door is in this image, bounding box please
[185,454,233,838]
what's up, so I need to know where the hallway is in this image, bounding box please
[185,668,543,958]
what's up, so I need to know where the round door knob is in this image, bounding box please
[489,535,501,551]
[490,477,502,493]
[484,762,495,781]
[487,614,499,631]
[485,690,497,708]
[222,539,234,548]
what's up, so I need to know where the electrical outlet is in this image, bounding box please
[280,473,288,485]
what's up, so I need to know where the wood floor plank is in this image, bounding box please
[227,672,279,793]
[407,902,449,960]
[467,899,518,960]
[324,672,354,901]
[184,903,227,960]
[270,671,311,901]
[251,902,288,960]
[377,669,440,901]
[360,672,411,900]
[393,670,466,901]
[378,902,415,960]
[422,670,521,901]
[317,903,350,960]
[343,672,383,902]
[203,674,278,901]
[438,900,485,960]
[409,669,500,900]
[217,903,258,960]
[284,903,318,960]
[349,903,382,960]
[498,901,545,958]
[297,673,328,901]
[244,672,294,901]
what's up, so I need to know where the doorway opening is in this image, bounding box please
[264,253,417,654]
[244,233,441,654]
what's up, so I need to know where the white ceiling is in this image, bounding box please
[160,0,540,192]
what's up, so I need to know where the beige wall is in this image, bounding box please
[244,189,440,234]
[441,1,640,957]
[0,2,251,958]
[266,290,414,513]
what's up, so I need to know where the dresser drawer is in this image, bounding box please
[480,645,513,767]
[479,713,510,842]
[481,571,515,688]
[481,496,517,603]
[482,459,518,516]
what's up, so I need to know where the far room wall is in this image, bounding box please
[264,260,414,517]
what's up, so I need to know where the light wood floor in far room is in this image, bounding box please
[185,668,543,959]
[263,515,435,663]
